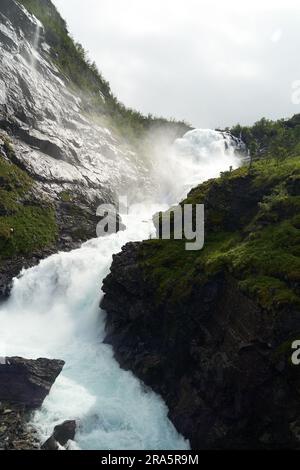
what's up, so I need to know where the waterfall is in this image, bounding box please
[30,22,41,72]
[0,130,242,450]
[149,129,243,204]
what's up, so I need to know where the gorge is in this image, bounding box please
[0,128,243,449]
[0,0,299,452]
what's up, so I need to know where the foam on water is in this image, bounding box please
[0,130,242,449]
[150,129,242,204]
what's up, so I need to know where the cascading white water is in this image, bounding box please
[149,128,243,204]
[30,22,42,72]
[0,130,242,450]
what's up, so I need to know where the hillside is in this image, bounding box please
[101,155,300,449]
[230,115,300,161]
[0,0,189,298]
[1,0,300,452]
[18,0,191,145]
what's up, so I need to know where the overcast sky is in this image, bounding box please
[52,0,300,128]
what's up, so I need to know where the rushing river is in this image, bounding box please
[0,129,241,450]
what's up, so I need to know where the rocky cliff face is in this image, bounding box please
[0,0,190,299]
[101,157,300,449]
[0,0,144,204]
[0,356,64,408]
[0,0,151,298]
[0,356,64,449]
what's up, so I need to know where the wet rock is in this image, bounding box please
[42,420,77,450]
[0,357,64,450]
[0,0,145,206]
[102,242,300,450]
[53,420,76,446]
[0,357,65,408]
[41,435,59,451]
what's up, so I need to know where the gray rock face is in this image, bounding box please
[53,420,76,446]
[0,356,64,450]
[0,0,139,300]
[0,0,146,206]
[0,356,64,408]
[101,243,300,450]
[42,420,77,450]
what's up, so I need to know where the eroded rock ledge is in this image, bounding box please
[0,356,64,450]
[101,242,300,449]
[101,158,300,449]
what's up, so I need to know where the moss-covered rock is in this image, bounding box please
[0,140,57,261]
[102,156,300,450]
[141,156,300,312]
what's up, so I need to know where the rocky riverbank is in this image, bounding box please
[102,157,300,449]
[0,357,64,450]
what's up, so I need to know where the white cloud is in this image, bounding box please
[52,0,300,128]
[270,29,283,43]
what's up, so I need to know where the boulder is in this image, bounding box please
[53,420,76,446]
[42,420,77,450]
[0,356,65,449]
[0,357,65,408]
[41,435,59,451]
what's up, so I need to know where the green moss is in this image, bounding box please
[0,145,32,195]
[0,224,11,241]
[239,276,300,310]
[251,156,300,187]
[0,206,57,258]
[0,152,57,260]
[2,137,16,161]
[183,179,218,206]
[226,221,300,278]
[140,239,197,302]
[139,231,239,304]
[140,156,300,311]
[59,190,72,203]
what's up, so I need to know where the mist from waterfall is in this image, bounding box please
[146,129,242,205]
[0,129,242,450]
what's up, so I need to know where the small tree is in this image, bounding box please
[249,141,258,170]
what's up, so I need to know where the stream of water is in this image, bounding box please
[0,129,241,449]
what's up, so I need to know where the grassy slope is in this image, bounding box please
[0,137,57,260]
[139,157,300,312]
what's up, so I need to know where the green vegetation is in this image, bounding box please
[17,0,190,144]
[18,0,111,98]
[59,190,72,203]
[7,4,299,312]
[0,139,57,260]
[139,156,300,311]
[230,114,300,161]
[0,206,57,259]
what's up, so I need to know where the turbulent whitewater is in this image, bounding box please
[0,130,241,450]
[0,0,243,449]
